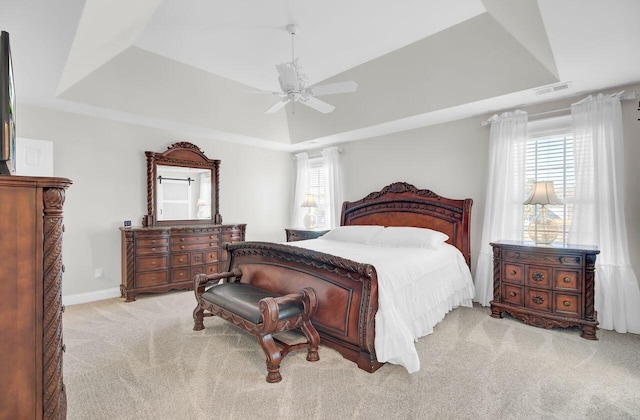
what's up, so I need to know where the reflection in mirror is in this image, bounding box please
[156,165,211,221]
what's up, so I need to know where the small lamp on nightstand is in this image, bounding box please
[301,194,318,229]
[524,181,562,244]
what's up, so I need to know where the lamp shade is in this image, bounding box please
[301,194,318,208]
[524,181,561,206]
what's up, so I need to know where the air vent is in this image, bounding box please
[534,82,572,96]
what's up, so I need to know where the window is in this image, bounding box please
[307,157,327,227]
[524,116,575,245]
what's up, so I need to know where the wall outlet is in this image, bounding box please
[94,268,103,279]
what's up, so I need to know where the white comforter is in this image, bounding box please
[286,239,474,373]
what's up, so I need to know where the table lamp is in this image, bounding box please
[301,194,318,229]
[524,181,561,244]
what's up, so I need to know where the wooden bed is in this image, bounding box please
[199,182,472,372]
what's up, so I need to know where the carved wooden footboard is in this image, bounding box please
[223,241,383,372]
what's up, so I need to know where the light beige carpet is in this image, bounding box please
[63,291,640,420]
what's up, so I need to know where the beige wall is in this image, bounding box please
[18,105,294,297]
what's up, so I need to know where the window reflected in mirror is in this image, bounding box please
[156,165,211,221]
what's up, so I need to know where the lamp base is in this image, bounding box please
[303,211,317,229]
[527,207,558,244]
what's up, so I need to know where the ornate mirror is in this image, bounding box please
[144,142,221,226]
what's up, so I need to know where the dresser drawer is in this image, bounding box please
[171,268,190,282]
[502,249,583,267]
[554,270,581,292]
[205,263,219,275]
[525,288,552,312]
[172,253,189,267]
[205,250,219,263]
[554,293,581,317]
[525,266,551,289]
[502,284,524,306]
[136,255,168,271]
[173,234,219,244]
[136,270,168,287]
[172,242,218,252]
[503,263,524,284]
[136,237,169,247]
[136,245,169,255]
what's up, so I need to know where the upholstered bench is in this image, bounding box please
[193,269,320,383]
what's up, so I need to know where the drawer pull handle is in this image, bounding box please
[181,245,185,249]
[151,261,156,265]
[563,301,571,307]
[509,270,517,276]
[532,295,545,305]
[563,277,572,283]
[532,272,545,282]
[179,273,184,277]
[509,291,516,297]
[151,240,156,244]
[152,247,156,251]
[181,238,185,242]
[179,258,184,262]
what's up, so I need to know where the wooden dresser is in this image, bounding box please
[120,224,245,301]
[0,175,72,419]
[489,240,599,339]
[285,228,329,242]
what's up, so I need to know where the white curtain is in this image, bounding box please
[569,93,640,333]
[322,146,342,228]
[474,111,528,306]
[292,152,309,227]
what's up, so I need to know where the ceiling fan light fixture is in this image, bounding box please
[264,24,358,115]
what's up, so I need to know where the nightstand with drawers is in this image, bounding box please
[285,228,330,242]
[489,240,599,340]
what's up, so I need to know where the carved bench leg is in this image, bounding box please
[193,305,205,331]
[257,334,283,383]
[301,319,320,362]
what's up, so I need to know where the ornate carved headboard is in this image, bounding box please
[340,182,473,267]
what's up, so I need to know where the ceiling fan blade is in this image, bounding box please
[276,64,299,93]
[264,98,290,114]
[308,81,358,96]
[301,96,335,114]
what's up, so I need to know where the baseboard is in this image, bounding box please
[62,287,121,306]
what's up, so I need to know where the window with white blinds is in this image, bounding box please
[524,116,574,245]
[308,157,327,227]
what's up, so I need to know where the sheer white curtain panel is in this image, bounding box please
[322,147,342,229]
[292,152,309,227]
[474,110,528,306]
[569,93,640,333]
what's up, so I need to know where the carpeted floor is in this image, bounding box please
[63,291,640,419]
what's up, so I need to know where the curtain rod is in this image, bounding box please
[293,149,342,159]
[480,91,637,127]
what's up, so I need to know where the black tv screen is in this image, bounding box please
[0,30,16,175]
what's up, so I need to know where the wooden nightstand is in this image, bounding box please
[285,228,330,242]
[489,240,599,340]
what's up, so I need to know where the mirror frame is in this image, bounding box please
[144,142,221,226]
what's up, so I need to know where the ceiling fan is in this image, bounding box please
[264,24,358,115]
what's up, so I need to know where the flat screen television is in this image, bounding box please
[0,30,16,175]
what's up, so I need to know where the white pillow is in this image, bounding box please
[366,226,449,249]
[318,225,385,244]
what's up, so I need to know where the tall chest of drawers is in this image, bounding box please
[489,240,599,340]
[0,176,71,419]
[120,224,245,302]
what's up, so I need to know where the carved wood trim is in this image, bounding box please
[42,187,66,420]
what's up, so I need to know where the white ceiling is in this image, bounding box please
[2,0,640,151]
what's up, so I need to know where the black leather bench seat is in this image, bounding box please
[202,282,303,324]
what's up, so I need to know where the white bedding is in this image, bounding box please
[285,238,474,373]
